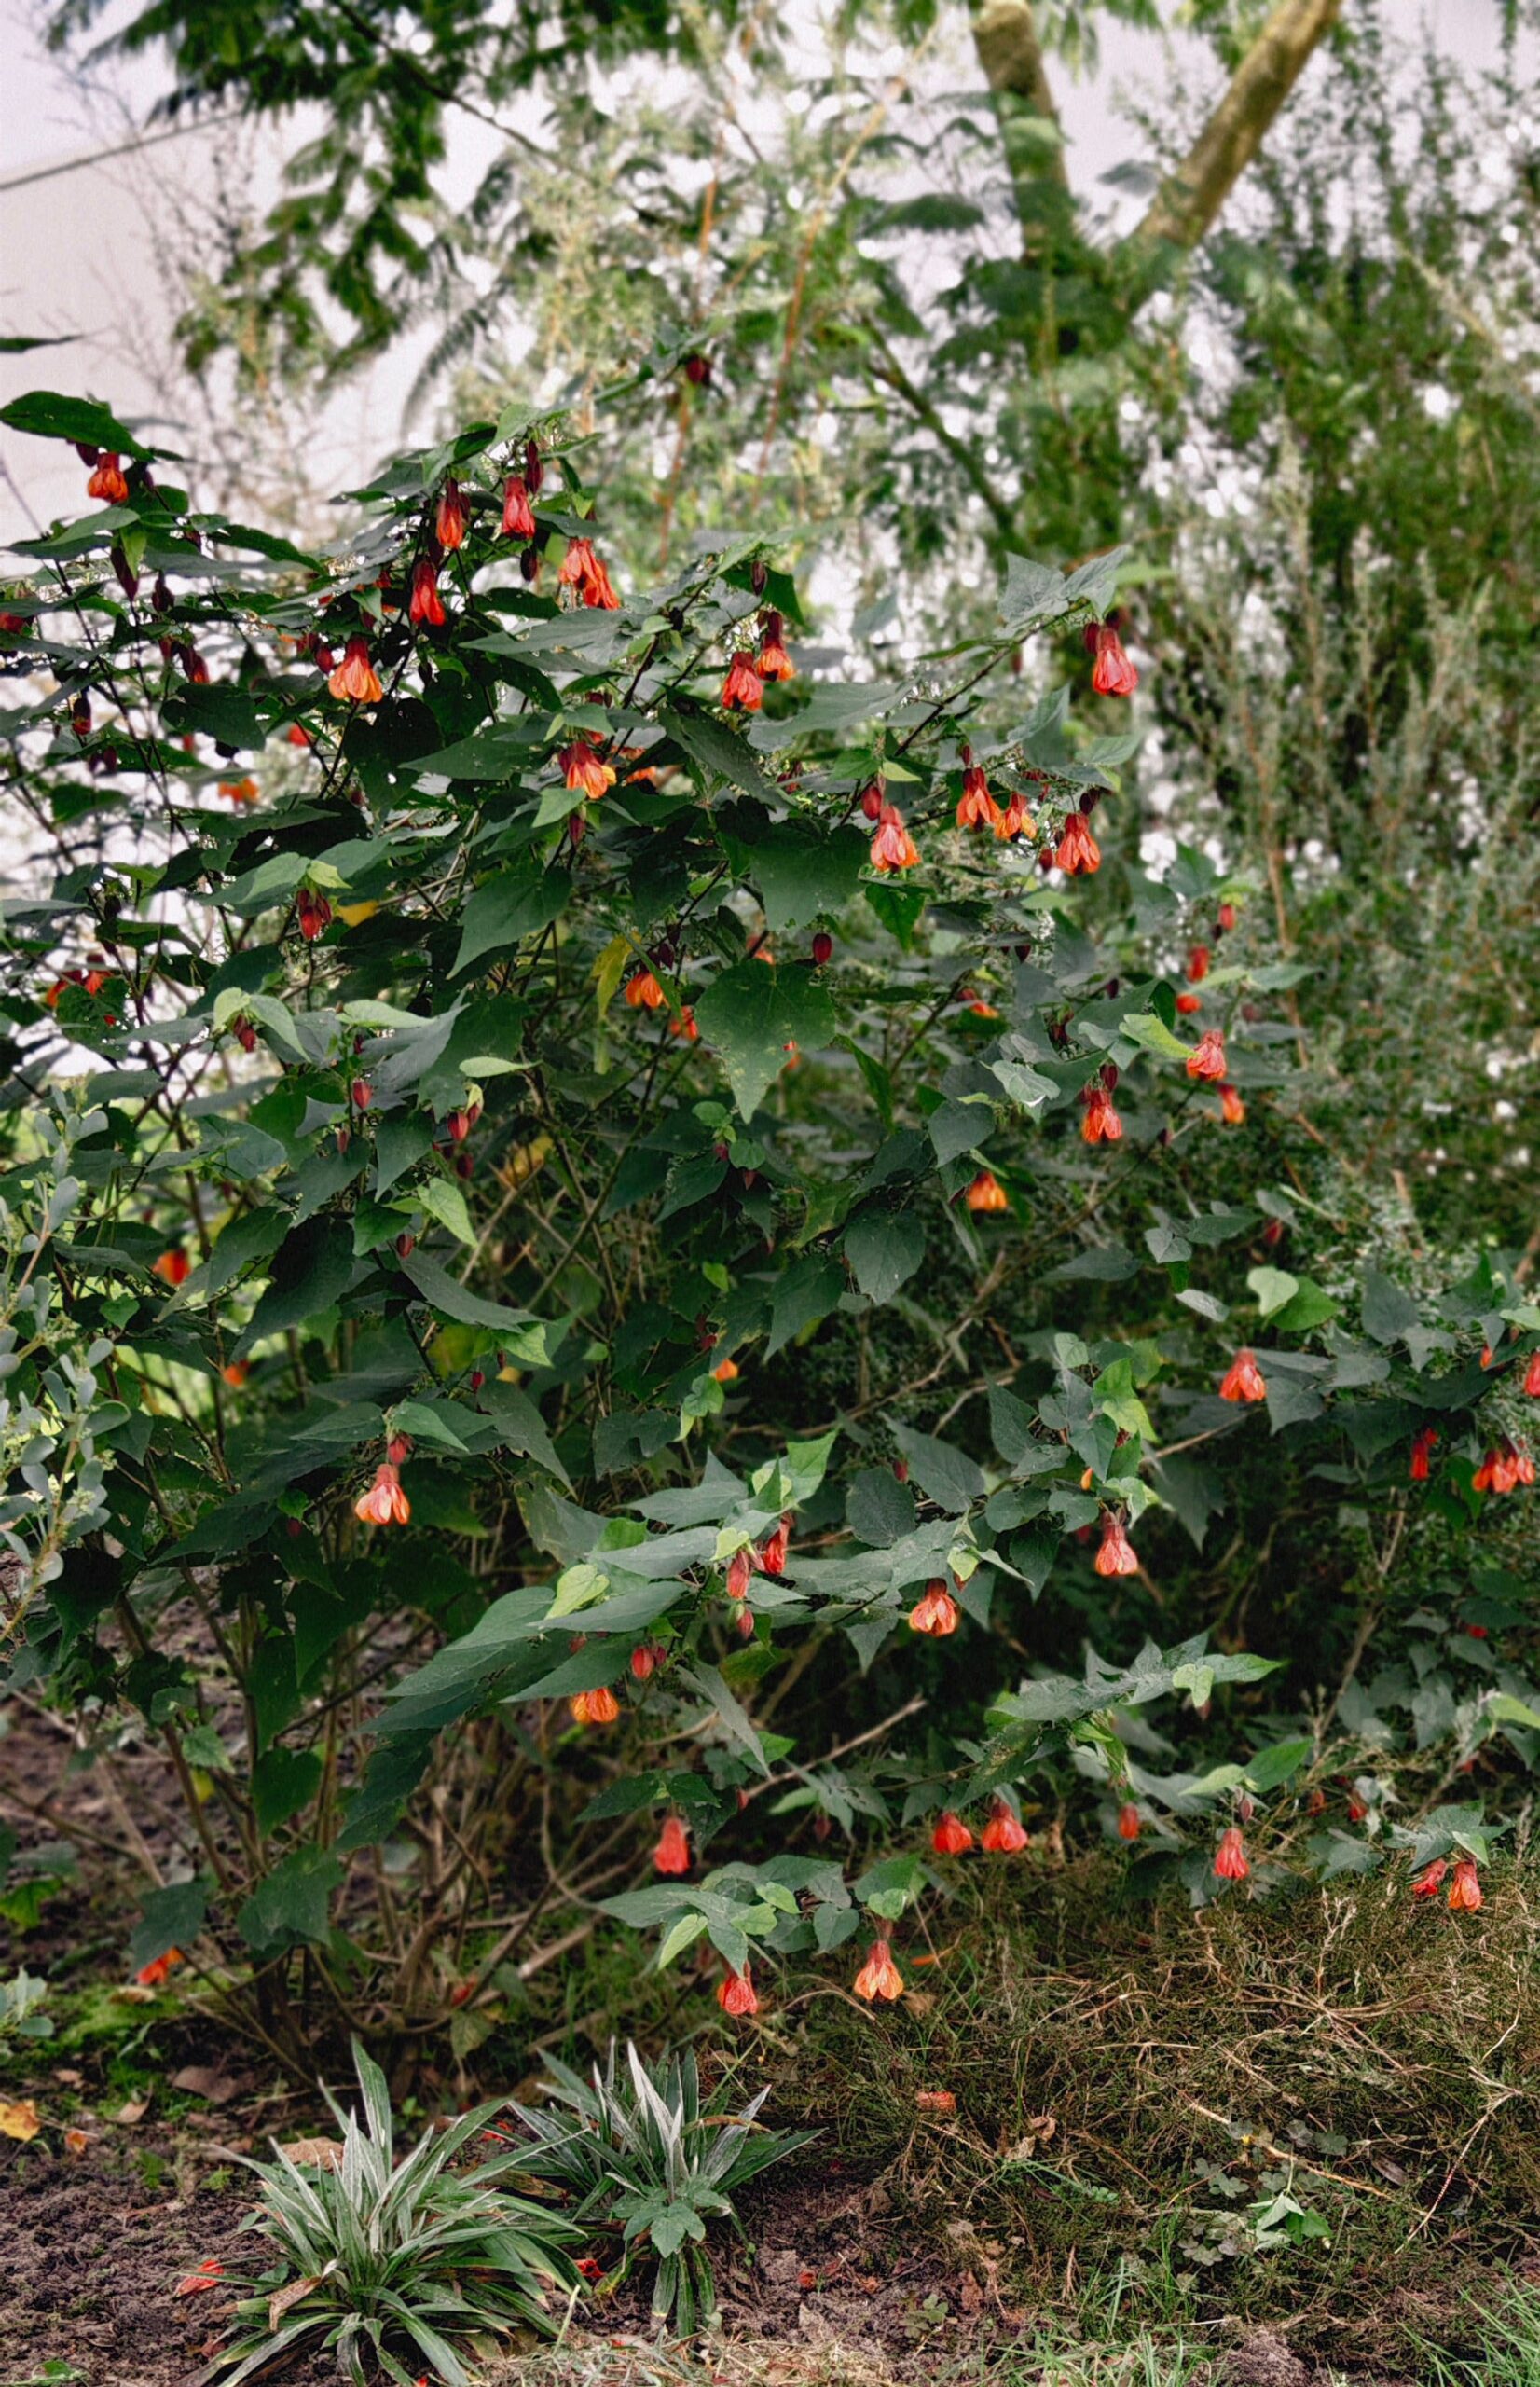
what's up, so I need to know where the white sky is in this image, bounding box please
[0,0,1527,543]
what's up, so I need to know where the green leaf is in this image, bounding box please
[252,1746,324,1832]
[128,1878,208,1974]
[399,1249,549,1359]
[1118,1011,1192,1061]
[767,1254,845,1356]
[1269,1279,1340,1333]
[681,1661,770,1777]
[1245,1737,1313,1793]
[235,1218,355,1355]
[452,861,571,975]
[1247,1266,1299,1318]
[844,1210,927,1304]
[749,824,868,932]
[417,1177,477,1248]
[1361,1269,1423,1345]
[236,1846,344,1954]
[693,959,837,1119]
[1,388,155,459]
[888,1424,984,1515]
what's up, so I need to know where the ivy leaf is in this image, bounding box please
[693,959,836,1120]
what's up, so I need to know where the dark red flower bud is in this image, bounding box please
[811,931,833,966]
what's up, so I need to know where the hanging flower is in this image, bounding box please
[909,1579,959,1635]
[354,1461,410,1526]
[297,890,333,942]
[1054,811,1101,875]
[852,1939,904,2003]
[956,765,1001,832]
[1524,1351,1540,1399]
[219,777,259,806]
[221,1361,249,1388]
[1187,944,1211,983]
[1474,1442,1529,1494]
[287,722,312,747]
[1213,1826,1249,1881]
[1409,1426,1438,1482]
[1080,1083,1122,1144]
[1217,1083,1246,1126]
[860,781,886,821]
[722,651,764,712]
[558,737,616,799]
[1218,1347,1268,1403]
[713,1355,739,1382]
[1117,1802,1142,1842]
[812,931,833,966]
[1176,991,1203,1015]
[1186,1028,1227,1081]
[502,475,536,538]
[994,790,1034,842]
[408,559,446,627]
[570,1686,621,1728]
[327,635,383,704]
[1091,623,1137,697]
[931,1811,973,1856]
[625,969,667,1011]
[1411,1857,1448,1898]
[756,612,795,682]
[1448,1856,1482,1912]
[152,1249,191,1288]
[669,1008,699,1041]
[965,1168,1009,1213]
[653,1815,692,1875]
[1094,1511,1138,1578]
[870,803,920,872]
[435,478,467,550]
[87,452,130,504]
[136,1947,183,1987]
[758,1515,792,1576]
[725,1547,754,1601]
[557,535,621,610]
[718,1966,759,2017]
[981,1797,1028,1854]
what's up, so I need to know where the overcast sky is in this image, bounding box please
[0,0,1528,542]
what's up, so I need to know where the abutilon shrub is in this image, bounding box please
[0,385,1531,2065]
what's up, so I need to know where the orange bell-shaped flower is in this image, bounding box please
[653,1815,691,1875]
[1218,1347,1268,1403]
[354,1461,410,1525]
[1213,1826,1249,1881]
[931,1810,973,1856]
[980,1796,1028,1853]
[909,1579,959,1635]
[852,1938,904,2003]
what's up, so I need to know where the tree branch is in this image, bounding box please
[970,0,1069,221]
[1125,0,1344,261]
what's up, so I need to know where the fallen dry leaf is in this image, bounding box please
[0,2099,41,2142]
[280,2136,344,2171]
[114,1984,158,2006]
[115,2097,149,2126]
[63,2127,89,2157]
[172,2064,241,2105]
